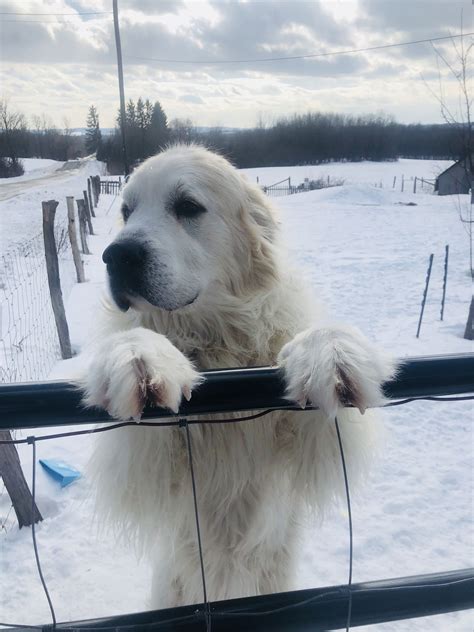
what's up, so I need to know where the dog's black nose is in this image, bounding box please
[102,241,146,270]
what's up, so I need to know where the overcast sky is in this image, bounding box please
[0,0,472,129]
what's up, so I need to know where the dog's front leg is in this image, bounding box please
[278,325,395,417]
[79,327,202,420]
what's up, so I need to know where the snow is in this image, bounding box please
[240,158,451,188]
[0,159,472,631]
[0,158,65,183]
[0,158,105,251]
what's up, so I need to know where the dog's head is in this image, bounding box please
[103,144,279,312]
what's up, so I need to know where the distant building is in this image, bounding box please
[435,158,472,195]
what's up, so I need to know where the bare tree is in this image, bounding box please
[426,21,473,339]
[0,99,26,161]
[427,23,473,280]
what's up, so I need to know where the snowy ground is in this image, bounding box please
[0,158,105,249]
[240,157,451,189]
[0,159,473,631]
[0,158,65,183]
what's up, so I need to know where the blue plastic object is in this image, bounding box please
[39,459,81,487]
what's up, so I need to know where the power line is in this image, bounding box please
[0,11,112,16]
[125,32,474,65]
[0,19,108,24]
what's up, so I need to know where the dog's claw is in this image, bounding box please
[297,396,307,410]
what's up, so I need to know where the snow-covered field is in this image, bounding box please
[0,159,473,631]
[240,157,451,188]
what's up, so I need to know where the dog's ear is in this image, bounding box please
[238,182,280,290]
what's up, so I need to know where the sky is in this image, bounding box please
[0,0,472,129]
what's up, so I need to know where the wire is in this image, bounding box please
[1,395,473,447]
[183,421,212,631]
[335,416,353,632]
[0,11,112,16]
[0,19,109,24]
[125,32,474,65]
[28,437,57,629]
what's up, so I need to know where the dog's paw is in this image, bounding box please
[278,325,396,418]
[79,327,202,420]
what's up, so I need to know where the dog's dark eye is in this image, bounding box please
[121,203,132,221]
[174,198,206,219]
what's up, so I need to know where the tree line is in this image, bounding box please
[0,97,464,178]
[0,100,84,177]
[95,109,462,172]
[193,114,461,168]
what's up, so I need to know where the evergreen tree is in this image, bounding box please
[150,101,168,151]
[85,105,102,155]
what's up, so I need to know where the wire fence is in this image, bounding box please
[0,219,76,384]
[0,386,473,629]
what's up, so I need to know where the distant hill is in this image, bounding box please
[70,127,115,137]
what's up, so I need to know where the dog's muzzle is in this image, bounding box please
[102,240,147,310]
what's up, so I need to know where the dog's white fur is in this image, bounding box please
[79,145,394,608]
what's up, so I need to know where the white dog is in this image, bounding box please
[79,145,394,609]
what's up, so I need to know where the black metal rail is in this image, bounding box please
[0,354,473,430]
[10,568,474,632]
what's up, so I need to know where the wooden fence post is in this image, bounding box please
[401,175,405,192]
[464,295,473,340]
[393,176,396,188]
[413,177,417,194]
[87,178,96,217]
[416,253,434,338]
[76,199,90,255]
[83,189,94,235]
[93,176,100,205]
[42,200,72,359]
[0,431,42,528]
[440,245,449,321]
[66,196,85,283]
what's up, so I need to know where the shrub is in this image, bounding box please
[0,157,24,178]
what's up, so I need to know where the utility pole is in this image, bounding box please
[113,0,129,177]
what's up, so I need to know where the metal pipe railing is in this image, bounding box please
[19,568,474,632]
[0,354,473,430]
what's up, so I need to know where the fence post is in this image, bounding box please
[90,176,98,207]
[66,196,85,283]
[93,176,100,205]
[416,253,434,338]
[0,431,43,528]
[440,245,449,321]
[393,176,396,189]
[87,178,96,217]
[464,296,473,340]
[413,177,417,194]
[42,200,72,359]
[401,175,405,192]
[83,189,94,235]
[76,199,90,255]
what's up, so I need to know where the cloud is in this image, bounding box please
[0,0,467,128]
[179,94,205,104]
